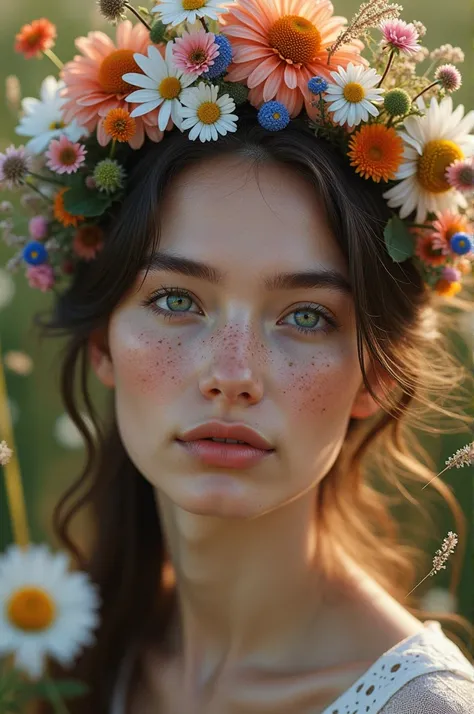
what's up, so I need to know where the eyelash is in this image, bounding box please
[141,286,340,336]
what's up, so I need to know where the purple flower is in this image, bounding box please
[0,145,32,189]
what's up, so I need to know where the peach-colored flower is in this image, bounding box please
[415,233,449,267]
[221,0,366,118]
[430,210,471,253]
[60,21,165,149]
[73,225,105,261]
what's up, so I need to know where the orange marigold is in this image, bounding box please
[435,279,462,297]
[54,188,83,228]
[15,18,57,59]
[103,108,137,143]
[348,124,404,183]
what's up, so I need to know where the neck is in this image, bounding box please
[154,487,354,689]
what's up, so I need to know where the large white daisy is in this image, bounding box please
[152,0,233,27]
[324,63,384,127]
[123,43,196,132]
[0,544,101,680]
[180,82,238,141]
[383,96,474,223]
[15,76,87,155]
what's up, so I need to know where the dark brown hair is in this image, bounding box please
[35,108,473,713]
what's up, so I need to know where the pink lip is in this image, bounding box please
[176,439,274,469]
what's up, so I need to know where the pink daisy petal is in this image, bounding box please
[45,135,87,175]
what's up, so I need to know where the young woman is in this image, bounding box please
[1,1,473,713]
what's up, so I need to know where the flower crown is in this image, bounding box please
[1,0,473,298]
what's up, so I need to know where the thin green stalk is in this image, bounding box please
[27,171,64,186]
[124,2,152,31]
[24,181,54,203]
[43,676,71,714]
[43,49,63,70]
[109,139,117,159]
[377,48,395,88]
[413,80,440,102]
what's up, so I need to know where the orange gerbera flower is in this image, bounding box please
[54,188,83,228]
[415,233,449,267]
[221,0,366,118]
[103,108,137,143]
[430,210,471,252]
[15,18,57,59]
[348,124,404,183]
[60,21,164,149]
[73,225,105,261]
[435,278,462,297]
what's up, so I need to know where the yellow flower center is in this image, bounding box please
[343,82,365,103]
[417,139,464,193]
[197,102,221,124]
[7,586,56,632]
[159,76,181,100]
[99,49,141,95]
[273,112,281,120]
[49,120,65,130]
[182,0,207,10]
[268,15,321,65]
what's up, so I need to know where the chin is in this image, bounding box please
[166,474,271,519]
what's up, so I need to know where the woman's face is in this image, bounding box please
[94,154,375,518]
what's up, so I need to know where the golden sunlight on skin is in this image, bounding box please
[102,156,367,518]
[89,156,419,705]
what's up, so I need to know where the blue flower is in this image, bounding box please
[257,101,290,131]
[308,76,328,94]
[202,35,233,79]
[450,232,473,256]
[23,241,48,266]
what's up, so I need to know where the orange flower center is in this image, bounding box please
[197,102,220,124]
[417,139,464,193]
[99,49,141,95]
[268,15,321,65]
[7,586,56,632]
[59,147,78,166]
[159,76,182,100]
[26,31,42,47]
[182,0,207,9]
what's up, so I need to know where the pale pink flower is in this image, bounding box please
[380,19,420,56]
[0,145,32,189]
[28,215,49,240]
[434,64,462,93]
[60,20,164,149]
[45,135,87,174]
[172,29,220,76]
[26,264,55,292]
[446,158,474,193]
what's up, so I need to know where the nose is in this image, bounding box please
[198,330,264,407]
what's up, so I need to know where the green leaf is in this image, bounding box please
[63,183,112,217]
[25,678,90,699]
[383,215,415,263]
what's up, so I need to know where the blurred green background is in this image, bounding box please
[0,1,473,632]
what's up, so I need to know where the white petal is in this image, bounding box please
[130,100,162,117]
[126,89,160,103]
[158,100,172,131]
[122,73,158,90]
[189,122,202,140]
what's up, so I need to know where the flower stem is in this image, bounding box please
[199,17,209,32]
[28,171,64,186]
[377,48,395,88]
[413,80,440,103]
[24,181,53,203]
[109,139,117,159]
[124,2,152,31]
[43,49,64,70]
[405,570,433,598]
[43,675,72,714]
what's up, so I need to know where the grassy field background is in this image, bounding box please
[0,0,473,631]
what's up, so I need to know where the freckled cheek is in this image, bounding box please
[109,320,189,399]
[276,347,361,423]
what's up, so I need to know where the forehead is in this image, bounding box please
[157,154,348,278]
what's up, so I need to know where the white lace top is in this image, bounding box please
[110,620,474,714]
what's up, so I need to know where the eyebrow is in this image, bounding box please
[141,252,352,295]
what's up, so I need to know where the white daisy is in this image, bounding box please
[15,76,87,155]
[152,0,233,27]
[180,82,238,142]
[383,96,474,223]
[123,43,196,132]
[324,63,384,128]
[0,544,101,680]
